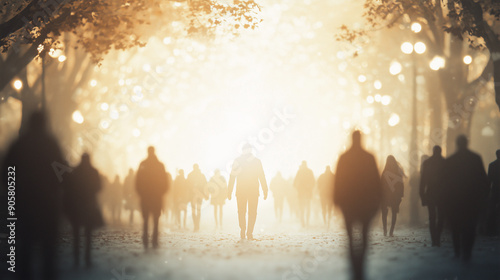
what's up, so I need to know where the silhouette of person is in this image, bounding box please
[270,172,287,223]
[107,175,122,225]
[443,135,489,261]
[228,143,268,240]
[173,169,188,229]
[294,161,315,227]
[486,150,500,235]
[208,169,227,229]
[136,146,169,249]
[187,164,208,231]
[162,170,174,225]
[334,131,381,280]
[420,146,446,246]
[2,111,66,280]
[123,169,139,225]
[409,155,428,226]
[380,155,405,237]
[64,153,104,267]
[318,166,335,227]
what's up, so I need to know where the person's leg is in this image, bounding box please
[436,204,445,246]
[298,198,305,227]
[73,224,80,266]
[389,207,398,237]
[428,204,437,246]
[305,198,311,226]
[42,228,58,280]
[142,206,150,249]
[183,209,187,229]
[321,199,327,225]
[196,202,201,231]
[152,214,160,248]
[237,196,248,239]
[463,219,477,261]
[191,201,197,228]
[214,205,218,228]
[219,205,223,228]
[84,227,92,268]
[381,207,388,236]
[247,196,259,239]
[450,220,461,258]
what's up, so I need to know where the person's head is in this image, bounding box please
[81,153,90,164]
[432,145,442,156]
[27,110,49,133]
[300,160,307,168]
[214,169,220,175]
[386,155,396,166]
[147,146,156,157]
[456,135,468,151]
[193,163,200,171]
[242,143,253,155]
[178,169,184,176]
[325,165,331,172]
[496,149,500,159]
[128,168,133,174]
[276,171,282,177]
[114,175,119,181]
[351,130,361,148]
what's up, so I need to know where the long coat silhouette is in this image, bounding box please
[486,150,500,235]
[136,147,168,249]
[187,164,208,231]
[443,136,488,261]
[420,146,446,246]
[2,111,65,280]
[380,155,405,237]
[294,161,315,227]
[318,166,335,226]
[334,131,381,280]
[64,153,103,267]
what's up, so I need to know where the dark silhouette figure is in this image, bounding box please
[409,155,428,226]
[208,169,227,229]
[136,146,169,249]
[2,111,65,280]
[173,169,189,229]
[293,161,315,227]
[270,172,287,223]
[187,164,208,231]
[65,153,104,268]
[420,146,446,246]
[443,135,488,261]
[334,131,381,280]
[318,166,335,227]
[107,175,122,224]
[486,150,500,235]
[228,144,268,240]
[123,169,139,225]
[380,155,405,237]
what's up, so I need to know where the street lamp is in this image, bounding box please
[402,22,427,227]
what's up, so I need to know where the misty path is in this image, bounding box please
[5,225,495,280]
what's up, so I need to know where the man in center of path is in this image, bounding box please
[228,143,268,240]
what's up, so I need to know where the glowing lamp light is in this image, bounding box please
[58,55,67,62]
[100,102,109,111]
[49,48,62,58]
[90,80,98,87]
[374,80,382,90]
[366,96,374,103]
[463,55,472,65]
[429,56,445,71]
[133,128,141,137]
[411,22,422,33]
[13,79,23,90]
[374,94,382,102]
[401,42,413,54]
[414,42,426,54]
[72,110,84,124]
[388,113,400,126]
[358,75,367,83]
[389,61,402,75]
[381,95,391,105]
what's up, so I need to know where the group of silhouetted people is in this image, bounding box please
[1,111,499,280]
